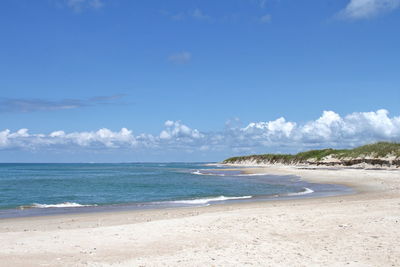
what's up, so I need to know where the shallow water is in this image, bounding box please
[0,163,351,218]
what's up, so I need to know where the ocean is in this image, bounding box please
[0,163,351,218]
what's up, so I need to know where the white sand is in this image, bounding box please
[1,167,400,266]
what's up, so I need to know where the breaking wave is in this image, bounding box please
[286,187,314,196]
[191,170,228,176]
[20,202,97,209]
[168,195,252,205]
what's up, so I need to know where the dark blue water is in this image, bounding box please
[0,163,351,218]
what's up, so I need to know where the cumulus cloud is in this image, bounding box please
[243,117,295,139]
[168,52,192,64]
[0,128,136,150]
[0,94,126,113]
[338,0,400,20]
[1,110,399,154]
[229,109,400,150]
[0,121,204,151]
[160,121,203,141]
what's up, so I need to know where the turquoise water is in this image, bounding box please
[0,163,350,217]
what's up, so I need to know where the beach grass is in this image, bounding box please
[223,142,400,164]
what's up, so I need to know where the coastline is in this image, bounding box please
[0,166,351,219]
[1,166,399,266]
[219,165,400,195]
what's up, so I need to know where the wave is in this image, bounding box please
[286,187,314,196]
[191,169,272,177]
[191,170,227,176]
[168,195,252,205]
[203,163,227,167]
[191,170,246,177]
[20,202,97,209]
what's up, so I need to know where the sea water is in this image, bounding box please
[0,163,351,218]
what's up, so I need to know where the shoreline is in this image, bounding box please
[220,165,399,194]
[1,166,399,266]
[0,167,351,220]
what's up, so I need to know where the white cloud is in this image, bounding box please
[0,130,10,147]
[0,128,137,149]
[243,117,295,139]
[168,51,192,64]
[159,121,203,141]
[344,109,400,138]
[50,131,65,137]
[301,111,344,142]
[64,128,136,147]
[235,109,400,149]
[338,0,400,20]
[0,110,399,154]
[0,121,204,151]
[164,120,175,127]
[12,129,30,138]
[159,130,172,140]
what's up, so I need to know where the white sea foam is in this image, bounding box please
[286,187,314,196]
[169,195,252,205]
[191,169,271,177]
[27,202,97,209]
[191,170,227,176]
[203,163,224,167]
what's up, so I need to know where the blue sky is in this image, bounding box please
[1,0,400,162]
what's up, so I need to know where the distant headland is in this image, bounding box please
[222,142,400,168]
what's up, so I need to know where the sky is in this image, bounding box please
[0,0,400,162]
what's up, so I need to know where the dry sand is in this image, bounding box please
[0,167,400,266]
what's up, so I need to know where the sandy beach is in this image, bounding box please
[1,166,400,266]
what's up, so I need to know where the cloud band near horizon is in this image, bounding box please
[1,109,399,155]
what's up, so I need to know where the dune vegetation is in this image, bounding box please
[222,142,400,167]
